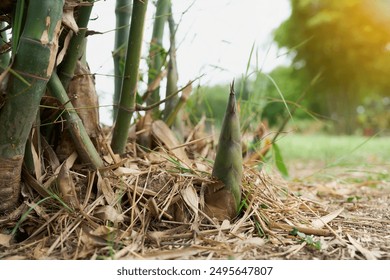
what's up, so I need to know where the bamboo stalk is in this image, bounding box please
[111,0,148,154]
[47,72,103,170]
[58,0,94,89]
[163,5,179,121]
[0,0,64,212]
[165,83,191,127]
[146,0,170,113]
[113,0,132,120]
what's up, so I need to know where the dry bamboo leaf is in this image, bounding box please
[89,226,119,241]
[22,169,51,198]
[80,226,121,248]
[147,151,166,164]
[239,237,265,247]
[62,9,79,33]
[41,136,60,171]
[221,219,231,230]
[181,82,192,100]
[97,172,115,205]
[114,166,142,176]
[29,135,42,182]
[347,234,379,260]
[68,61,100,139]
[0,233,12,248]
[94,205,124,224]
[148,231,166,245]
[57,161,78,207]
[56,30,72,65]
[56,61,101,161]
[181,185,199,219]
[195,162,209,173]
[152,120,192,167]
[311,208,344,229]
[136,112,153,149]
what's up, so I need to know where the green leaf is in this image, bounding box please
[12,0,25,56]
[272,143,289,177]
[289,227,299,236]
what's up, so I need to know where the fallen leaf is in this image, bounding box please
[94,205,124,224]
[114,166,142,176]
[0,233,12,248]
[57,157,79,207]
[311,208,344,229]
[239,237,265,247]
[181,185,199,219]
[152,120,192,167]
[97,172,115,205]
[220,219,231,230]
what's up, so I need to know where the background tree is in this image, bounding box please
[274,0,390,134]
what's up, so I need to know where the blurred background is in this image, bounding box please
[87,0,390,178]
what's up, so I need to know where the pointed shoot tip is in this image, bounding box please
[230,80,235,95]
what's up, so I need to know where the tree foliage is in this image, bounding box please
[274,0,390,134]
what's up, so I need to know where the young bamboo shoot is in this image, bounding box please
[205,82,243,220]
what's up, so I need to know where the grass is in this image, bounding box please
[276,133,390,181]
[277,134,390,163]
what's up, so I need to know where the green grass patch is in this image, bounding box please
[277,134,390,165]
[275,134,390,182]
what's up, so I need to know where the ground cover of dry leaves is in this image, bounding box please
[0,122,389,260]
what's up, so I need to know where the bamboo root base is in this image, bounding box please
[0,156,23,213]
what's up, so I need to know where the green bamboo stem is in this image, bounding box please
[113,0,132,120]
[163,6,178,120]
[165,87,190,127]
[58,0,94,89]
[0,0,64,212]
[206,83,243,218]
[146,0,170,112]
[111,0,148,154]
[11,0,25,56]
[47,72,103,169]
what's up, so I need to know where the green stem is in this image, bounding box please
[113,0,132,120]
[58,0,94,89]
[146,0,170,113]
[0,0,63,157]
[0,0,64,212]
[111,0,148,154]
[163,5,178,120]
[47,72,103,169]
